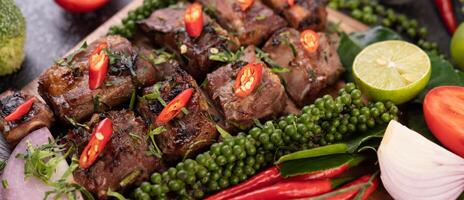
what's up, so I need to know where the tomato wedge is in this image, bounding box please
[234,63,263,98]
[287,0,295,6]
[184,3,204,38]
[79,118,113,169]
[55,0,109,13]
[88,43,109,90]
[238,0,254,11]
[4,97,36,122]
[156,88,194,124]
[300,30,320,53]
[423,86,464,157]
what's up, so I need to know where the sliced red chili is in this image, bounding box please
[184,3,204,38]
[156,88,193,124]
[88,43,109,90]
[287,0,295,6]
[79,118,113,169]
[4,97,36,122]
[300,29,320,53]
[234,63,263,98]
[237,0,254,11]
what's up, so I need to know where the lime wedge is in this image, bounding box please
[353,40,431,104]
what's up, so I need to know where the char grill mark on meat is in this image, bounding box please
[139,3,240,81]
[38,36,150,123]
[137,69,218,163]
[198,0,288,46]
[68,110,162,199]
[262,28,344,106]
[203,46,287,129]
[0,91,54,146]
[134,47,181,87]
[263,0,328,31]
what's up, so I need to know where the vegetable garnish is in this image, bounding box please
[4,97,35,122]
[184,3,204,38]
[79,118,113,169]
[287,0,295,7]
[313,174,378,200]
[300,29,320,53]
[434,0,457,34]
[88,42,109,90]
[423,86,464,157]
[237,0,254,11]
[155,89,193,124]
[147,126,165,158]
[234,63,263,97]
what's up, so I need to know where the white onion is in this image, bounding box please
[0,127,81,200]
[378,120,464,200]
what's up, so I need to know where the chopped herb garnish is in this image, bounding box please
[129,132,141,143]
[65,116,90,130]
[2,179,8,189]
[253,119,264,128]
[279,32,297,56]
[255,48,290,73]
[56,42,88,67]
[255,14,267,20]
[149,49,174,65]
[0,160,5,171]
[140,83,167,107]
[216,125,232,139]
[146,126,166,158]
[119,170,141,187]
[129,89,136,111]
[105,49,137,77]
[107,188,127,200]
[105,81,114,87]
[181,108,189,115]
[203,4,217,18]
[209,47,244,63]
[93,94,101,112]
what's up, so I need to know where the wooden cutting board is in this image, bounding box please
[14,1,390,199]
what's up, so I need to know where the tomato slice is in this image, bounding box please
[88,43,109,90]
[234,63,263,98]
[184,3,204,38]
[156,88,194,124]
[79,118,113,169]
[55,0,109,13]
[4,97,36,122]
[300,30,320,53]
[237,0,254,11]
[287,0,295,6]
[423,86,464,157]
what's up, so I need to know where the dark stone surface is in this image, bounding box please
[0,0,462,93]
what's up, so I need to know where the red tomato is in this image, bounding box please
[423,86,464,157]
[55,0,110,13]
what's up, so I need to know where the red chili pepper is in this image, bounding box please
[234,63,263,98]
[300,29,320,53]
[206,164,350,200]
[287,0,295,7]
[434,0,457,34]
[324,174,379,200]
[237,0,254,11]
[88,42,109,90]
[4,97,36,122]
[79,118,113,169]
[184,3,204,38]
[156,88,193,124]
[229,178,350,200]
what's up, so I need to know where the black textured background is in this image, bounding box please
[0,0,463,92]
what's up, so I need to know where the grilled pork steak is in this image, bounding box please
[203,46,287,129]
[39,36,161,123]
[263,0,328,31]
[137,68,218,163]
[0,91,54,147]
[198,0,287,46]
[139,3,240,81]
[68,110,162,199]
[262,28,344,106]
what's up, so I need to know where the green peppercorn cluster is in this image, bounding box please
[132,83,398,200]
[107,0,178,38]
[328,0,441,55]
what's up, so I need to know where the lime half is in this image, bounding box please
[353,40,431,104]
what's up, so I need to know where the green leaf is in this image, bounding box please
[403,103,439,144]
[216,125,232,139]
[279,154,362,178]
[275,144,348,164]
[337,26,402,82]
[345,126,386,153]
[107,188,127,200]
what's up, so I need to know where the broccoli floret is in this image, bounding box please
[0,0,26,76]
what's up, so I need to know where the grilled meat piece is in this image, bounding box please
[68,110,162,199]
[203,46,287,129]
[263,0,328,31]
[0,91,54,146]
[139,3,240,80]
[39,36,147,123]
[262,28,344,106]
[134,47,181,87]
[137,68,218,163]
[198,0,287,46]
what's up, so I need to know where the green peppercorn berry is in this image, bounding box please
[315,98,325,109]
[370,107,380,117]
[419,27,428,37]
[168,180,182,192]
[246,157,256,166]
[193,189,205,199]
[246,144,257,155]
[358,115,367,123]
[223,169,232,177]
[320,138,327,146]
[139,192,150,200]
[382,18,392,27]
[141,182,152,193]
[375,102,386,112]
[208,181,219,191]
[375,5,385,15]
[150,173,162,184]
[367,118,376,127]
[218,179,229,188]
[386,9,396,21]
[351,89,362,99]
[168,168,177,178]
[338,125,348,134]
[302,105,311,114]
[215,155,227,166]
[381,113,391,122]
[351,9,363,19]
[151,184,162,196]
[221,145,232,155]
[347,124,356,133]
[258,133,270,144]
[358,124,368,132]
[229,176,240,185]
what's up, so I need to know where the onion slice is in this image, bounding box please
[378,120,464,200]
